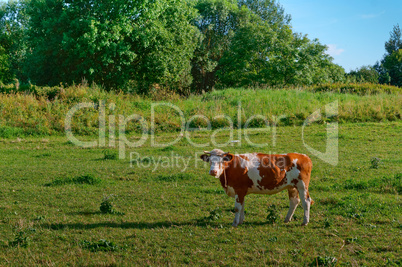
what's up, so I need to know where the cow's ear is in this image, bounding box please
[222,153,233,162]
[200,154,210,162]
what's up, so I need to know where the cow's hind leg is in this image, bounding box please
[297,182,312,226]
[284,187,300,223]
[233,194,245,227]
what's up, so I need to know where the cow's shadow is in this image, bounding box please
[42,220,212,230]
[41,218,279,231]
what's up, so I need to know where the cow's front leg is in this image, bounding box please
[239,200,245,224]
[233,194,245,227]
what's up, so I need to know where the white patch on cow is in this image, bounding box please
[225,186,236,198]
[244,153,262,188]
[233,195,243,227]
[241,153,291,195]
[285,158,300,182]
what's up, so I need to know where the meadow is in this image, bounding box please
[0,121,400,266]
[0,83,401,137]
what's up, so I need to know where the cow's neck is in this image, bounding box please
[219,167,228,188]
[218,158,239,188]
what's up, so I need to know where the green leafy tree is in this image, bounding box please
[196,0,344,89]
[374,61,391,84]
[385,24,402,56]
[347,66,379,84]
[217,7,291,87]
[24,0,198,91]
[378,24,402,86]
[191,0,239,92]
[383,49,402,86]
[0,0,29,82]
[192,0,296,91]
[0,44,12,83]
[237,0,291,27]
[218,14,344,87]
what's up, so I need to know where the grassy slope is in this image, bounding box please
[0,122,400,266]
[0,87,401,136]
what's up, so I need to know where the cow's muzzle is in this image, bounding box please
[209,170,218,177]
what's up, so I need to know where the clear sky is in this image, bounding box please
[279,0,402,72]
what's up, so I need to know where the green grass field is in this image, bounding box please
[0,85,401,137]
[0,122,400,266]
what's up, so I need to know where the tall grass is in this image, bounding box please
[307,82,400,95]
[0,84,400,137]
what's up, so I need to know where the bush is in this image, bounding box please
[100,195,115,214]
[206,208,223,222]
[370,157,381,169]
[9,231,30,248]
[99,195,124,215]
[266,204,278,224]
[0,126,25,138]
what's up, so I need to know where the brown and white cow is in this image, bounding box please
[200,149,313,226]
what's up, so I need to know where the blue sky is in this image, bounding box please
[280,0,402,72]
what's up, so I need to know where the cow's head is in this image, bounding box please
[200,149,234,178]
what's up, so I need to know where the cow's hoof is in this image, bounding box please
[284,219,291,223]
[232,223,238,227]
[301,222,308,226]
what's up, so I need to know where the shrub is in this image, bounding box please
[370,157,381,169]
[266,204,278,224]
[0,126,25,138]
[9,231,30,247]
[206,208,223,221]
[100,195,115,214]
[99,195,124,215]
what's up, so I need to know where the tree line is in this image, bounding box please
[0,0,401,93]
